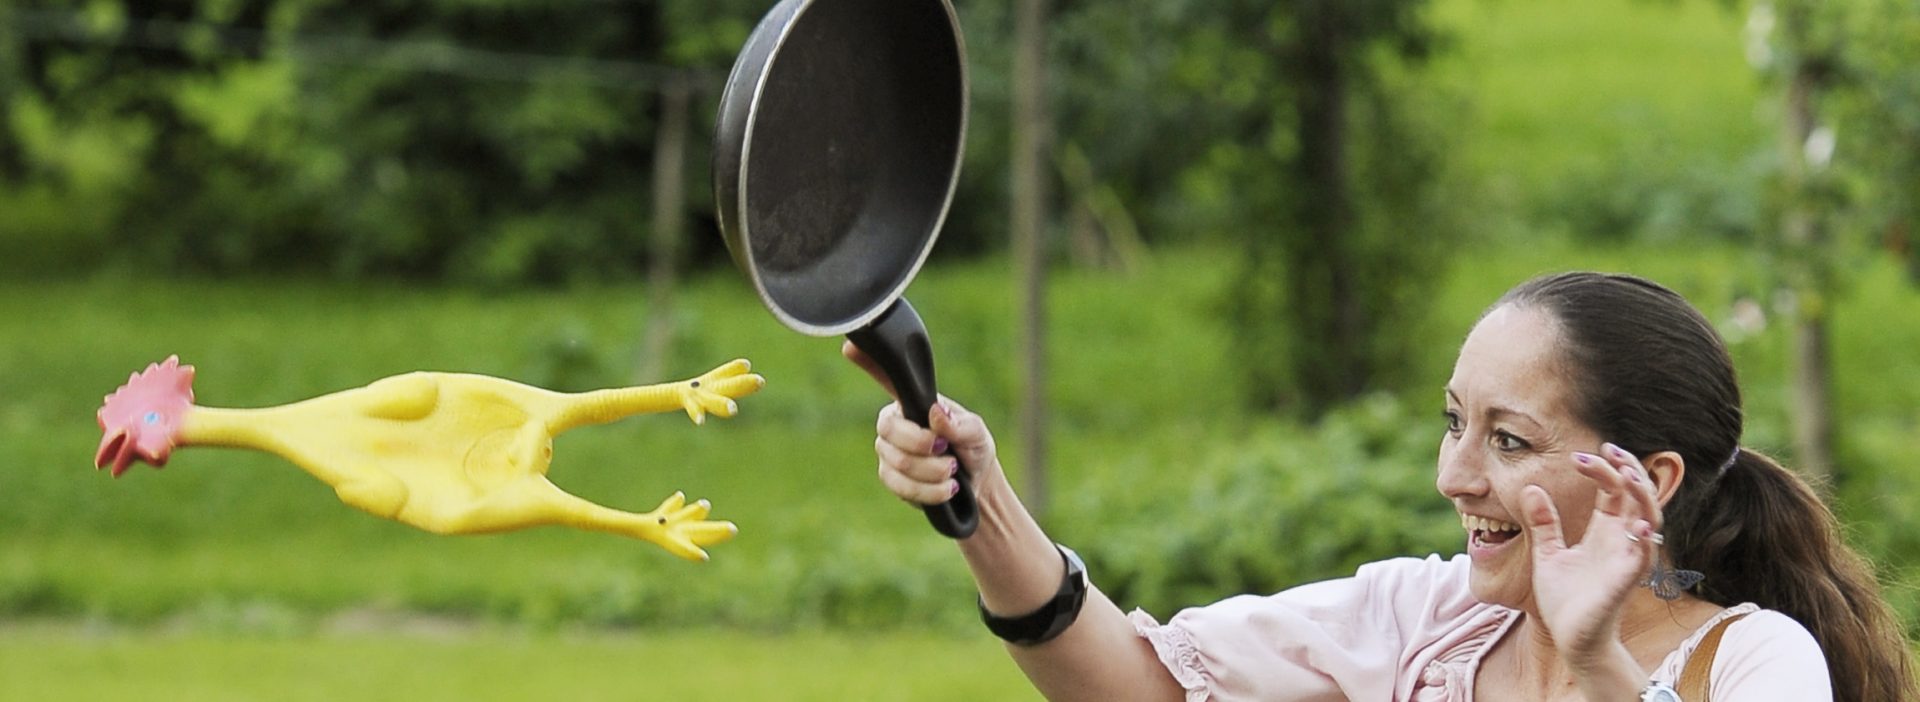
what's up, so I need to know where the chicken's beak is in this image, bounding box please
[95,430,136,477]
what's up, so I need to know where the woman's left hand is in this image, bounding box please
[1518,442,1663,663]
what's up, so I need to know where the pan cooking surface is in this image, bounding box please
[740,0,963,330]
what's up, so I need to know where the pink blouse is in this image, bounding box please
[1129,554,1830,701]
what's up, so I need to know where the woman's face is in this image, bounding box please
[1437,303,1606,610]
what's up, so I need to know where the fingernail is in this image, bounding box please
[1572,453,1594,465]
[1605,443,1628,459]
[933,403,952,421]
[931,438,950,455]
[949,459,960,477]
[949,481,961,497]
[1624,467,1642,483]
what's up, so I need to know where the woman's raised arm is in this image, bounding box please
[849,342,1185,702]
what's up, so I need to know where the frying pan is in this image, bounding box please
[713,0,978,538]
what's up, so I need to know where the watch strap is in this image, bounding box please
[978,543,1088,646]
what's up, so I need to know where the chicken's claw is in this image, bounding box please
[642,491,738,561]
[676,359,765,425]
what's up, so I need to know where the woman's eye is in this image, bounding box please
[1442,410,1463,434]
[1493,431,1528,451]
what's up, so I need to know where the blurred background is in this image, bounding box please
[2,0,1918,698]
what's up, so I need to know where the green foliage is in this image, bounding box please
[1036,0,1471,418]
[1824,258,1920,625]
[0,0,1475,289]
[0,0,764,281]
[1276,58,1464,416]
[1068,394,1460,616]
[1831,0,1920,280]
[1535,138,1769,245]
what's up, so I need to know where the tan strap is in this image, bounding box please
[1677,612,1750,702]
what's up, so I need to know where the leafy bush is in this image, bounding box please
[1534,139,1769,245]
[1066,394,1461,617]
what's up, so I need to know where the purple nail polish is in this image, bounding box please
[931,438,950,455]
[949,481,961,497]
[949,459,960,477]
[1572,453,1593,465]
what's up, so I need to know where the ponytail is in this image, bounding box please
[1667,448,1918,702]
[1495,272,1918,701]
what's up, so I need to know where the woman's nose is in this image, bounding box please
[1435,443,1487,498]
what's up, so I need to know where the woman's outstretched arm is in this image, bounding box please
[850,343,1185,702]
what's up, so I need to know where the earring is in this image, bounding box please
[1644,562,1705,601]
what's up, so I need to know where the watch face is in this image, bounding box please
[1641,683,1682,702]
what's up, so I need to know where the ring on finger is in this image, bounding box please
[1625,530,1665,546]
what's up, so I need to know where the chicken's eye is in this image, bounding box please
[144,412,160,425]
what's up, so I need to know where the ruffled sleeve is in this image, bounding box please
[1128,554,1505,702]
[1129,608,1212,702]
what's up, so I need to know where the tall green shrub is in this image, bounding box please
[1069,394,1460,616]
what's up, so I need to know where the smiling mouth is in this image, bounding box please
[1462,514,1522,548]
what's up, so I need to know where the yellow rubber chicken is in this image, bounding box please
[94,356,765,561]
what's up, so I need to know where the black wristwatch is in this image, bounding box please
[979,543,1089,646]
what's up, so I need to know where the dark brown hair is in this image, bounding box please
[1498,271,1916,702]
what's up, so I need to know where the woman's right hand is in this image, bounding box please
[846,343,1185,702]
[843,341,1004,505]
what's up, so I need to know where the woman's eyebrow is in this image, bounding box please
[1486,406,1544,430]
[1444,387,1546,430]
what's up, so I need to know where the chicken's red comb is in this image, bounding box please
[96,356,196,475]
[100,356,196,411]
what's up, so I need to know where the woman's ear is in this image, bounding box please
[1643,450,1686,508]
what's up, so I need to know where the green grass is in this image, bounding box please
[0,624,1039,701]
[1430,0,1765,221]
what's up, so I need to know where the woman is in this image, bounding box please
[852,272,1916,701]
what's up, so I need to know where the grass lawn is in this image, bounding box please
[0,624,1038,701]
[1433,0,1763,192]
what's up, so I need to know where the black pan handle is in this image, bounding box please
[846,298,979,539]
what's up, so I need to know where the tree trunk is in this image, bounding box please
[1777,3,1834,484]
[1788,299,1834,484]
[1289,2,1360,418]
[1890,219,1918,282]
[638,77,690,382]
[1012,0,1052,520]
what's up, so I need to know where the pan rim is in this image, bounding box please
[733,0,972,337]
